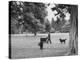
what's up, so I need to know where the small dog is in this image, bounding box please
[59,38,67,44]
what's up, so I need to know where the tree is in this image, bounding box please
[23,2,47,35]
[45,19,51,32]
[10,1,47,34]
[69,5,78,55]
[51,4,71,33]
[10,1,24,34]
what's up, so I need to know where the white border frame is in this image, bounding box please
[0,0,80,60]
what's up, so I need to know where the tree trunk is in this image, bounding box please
[69,5,78,55]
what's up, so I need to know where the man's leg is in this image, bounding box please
[49,39,52,44]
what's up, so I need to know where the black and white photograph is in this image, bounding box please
[9,1,78,59]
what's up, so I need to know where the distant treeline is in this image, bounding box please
[9,1,72,34]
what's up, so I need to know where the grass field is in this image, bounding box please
[11,33,70,59]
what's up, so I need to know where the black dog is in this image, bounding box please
[40,38,48,43]
[59,38,67,44]
[38,37,49,50]
[38,38,47,50]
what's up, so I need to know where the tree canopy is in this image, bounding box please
[9,1,76,34]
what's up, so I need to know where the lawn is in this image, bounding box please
[11,33,70,59]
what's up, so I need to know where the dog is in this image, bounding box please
[40,38,48,43]
[59,38,67,44]
[38,38,47,50]
[38,38,47,46]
